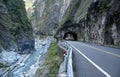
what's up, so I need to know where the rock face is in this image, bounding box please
[73,0,120,46]
[32,0,62,35]
[0,0,34,53]
[33,0,120,46]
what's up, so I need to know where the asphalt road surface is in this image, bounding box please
[67,41,120,77]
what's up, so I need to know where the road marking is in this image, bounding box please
[79,43,120,58]
[67,42,111,77]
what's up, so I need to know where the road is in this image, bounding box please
[67,41,120,77]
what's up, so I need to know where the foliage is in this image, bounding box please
[0,62,8,68]
[0,39,7,49]
[36,42,63,77]
[0,0,33,49]
[3,0,32,36]
[100,0,112,10]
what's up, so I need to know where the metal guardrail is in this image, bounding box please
[58,41,74,77]
[67,47,73,77]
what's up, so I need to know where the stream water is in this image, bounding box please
[9,37,52,77]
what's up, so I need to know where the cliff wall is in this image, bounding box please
[33,0,120,46]
[0,0,34,53]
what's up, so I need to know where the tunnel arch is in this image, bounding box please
[63,31,77,41]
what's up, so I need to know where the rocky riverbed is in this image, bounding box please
[0,36,53,77]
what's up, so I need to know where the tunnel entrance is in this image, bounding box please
[63,31,77,41]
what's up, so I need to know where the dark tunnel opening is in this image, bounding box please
[63,31,77,41]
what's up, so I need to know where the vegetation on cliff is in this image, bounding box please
[0,0,34,53]
[0,62,8,68]
[36,42,63,77]
[4,0,33,37]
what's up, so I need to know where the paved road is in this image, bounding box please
[67,41,120,77]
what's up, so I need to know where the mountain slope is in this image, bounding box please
[32,0,120,46]
[0,0,34,53]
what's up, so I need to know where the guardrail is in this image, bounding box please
[58,41,74,77]
[67,47,73,77]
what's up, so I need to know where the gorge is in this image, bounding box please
[0,0,120,77]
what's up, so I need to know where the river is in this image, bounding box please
[9,36,52,77]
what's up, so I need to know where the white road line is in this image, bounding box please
[79,43,120,58]
[67,42,111,77]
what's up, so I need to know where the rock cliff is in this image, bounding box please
[33,0,120,46]
[0,0,34,54]
[31,0,62,35]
